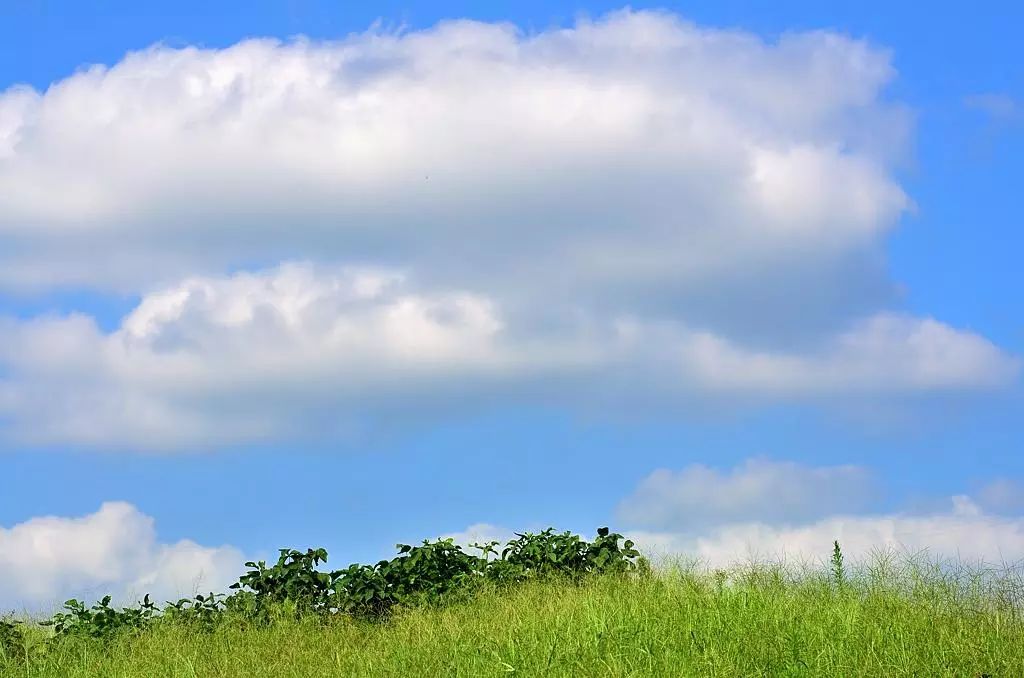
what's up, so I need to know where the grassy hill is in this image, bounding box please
[3,533,1023,676]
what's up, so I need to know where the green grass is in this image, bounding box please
[4,559,1023,677]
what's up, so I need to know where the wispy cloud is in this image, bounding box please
[965,93,1020,121]
[617,458,878,530]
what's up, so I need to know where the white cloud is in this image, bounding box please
[0,263,1015,450]
[676,313,1017,394]
[617,458,877,529]
[0,502,243,612]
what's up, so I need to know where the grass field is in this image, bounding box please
[4,555,1023,677]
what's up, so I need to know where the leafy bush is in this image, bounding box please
[331,562,391,617]
[384,539,483,599]
[34,527,642,633]
[329,543,463,617]
[0,619,25,664]
[230,548,336,614]
[220,527,640,620]
[499,527,639,580]
[333,537,491,616]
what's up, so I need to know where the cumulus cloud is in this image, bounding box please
[0,263,1015,449]
[0,10,910,335]
[0,502,243,612]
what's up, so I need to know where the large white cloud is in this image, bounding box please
[0,10,909,335]
[0,502,243,612]
[0,263,1014,450]
[0,10,1016,449]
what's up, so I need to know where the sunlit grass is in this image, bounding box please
[4,554,1023,677]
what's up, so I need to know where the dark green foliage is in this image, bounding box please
[500,527,640,579]
[36,527,642,632]
[230,548,335,613]
[0,619,25,664]
[331,562,392,617]
[41,595,158,638]
[500,529,591,577]
[379,539,483,602]
[333,538,484,617]
[219,527,641,620]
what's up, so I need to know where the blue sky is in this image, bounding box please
[0,1,1022,609]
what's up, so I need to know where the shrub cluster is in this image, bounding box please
[17,527,639,643]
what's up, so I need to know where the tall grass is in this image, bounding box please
[4,554,1023,677]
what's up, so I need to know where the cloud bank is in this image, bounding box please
[619,459,1024,567]
[631,496,1024,568]
[0,264,1014,449]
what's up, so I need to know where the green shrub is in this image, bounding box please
[230,548,335,614]
[0,619,25,664]
[488,527,640,582]
[333,538,486,617]
[34,526,642,631]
